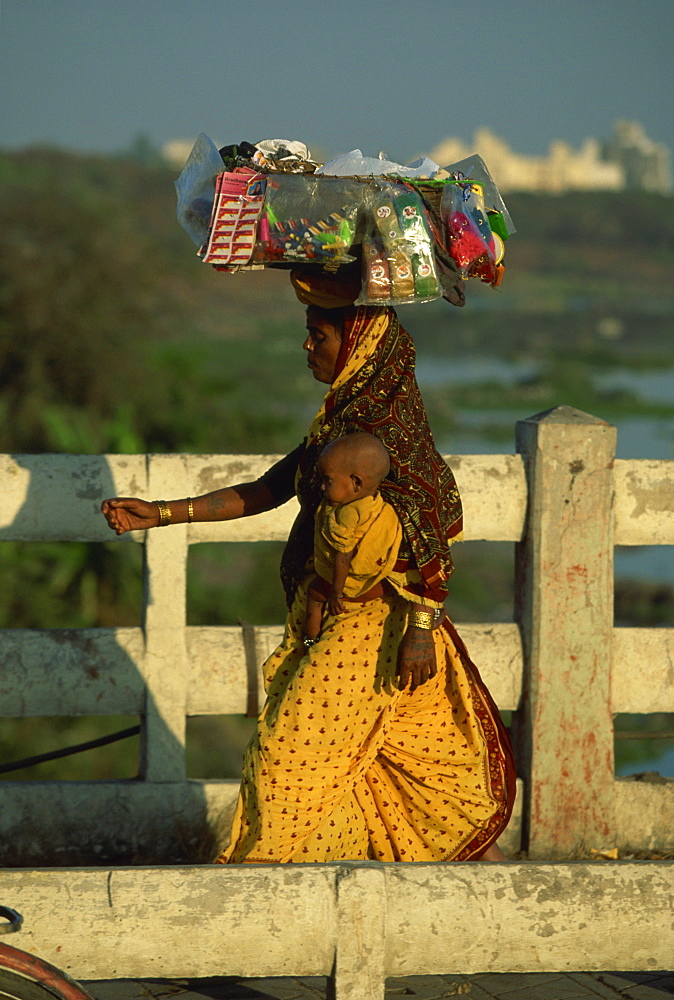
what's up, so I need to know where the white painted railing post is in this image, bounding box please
[140,455,190,781]
[328,864,387,1000]
[514,406,617,858]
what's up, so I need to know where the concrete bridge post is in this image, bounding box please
[514,405,618,858]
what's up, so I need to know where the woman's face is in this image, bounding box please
[303,309,343,384]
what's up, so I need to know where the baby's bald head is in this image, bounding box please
[319,433,390,495]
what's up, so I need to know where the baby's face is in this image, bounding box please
[317,452,361,505]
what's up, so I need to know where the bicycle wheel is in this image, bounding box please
[0,966,72,999]
[0,945,95,1000]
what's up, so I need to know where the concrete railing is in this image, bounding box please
[5,861,674,1000]
[1,405,673,866]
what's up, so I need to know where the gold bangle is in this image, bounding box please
[408,611,435,630]
[408,608,442,630]
[187,498,194,523]
[154,501,172,527]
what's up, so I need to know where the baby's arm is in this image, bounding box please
[328,548,355,616]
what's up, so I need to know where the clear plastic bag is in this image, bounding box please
[253,175,361,265]
[442,154,515,236]
[317,148,440,179]
[174,133,225,247]
[357,181,440,305]
[441,180,498,284]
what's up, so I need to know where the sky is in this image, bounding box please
[1,0,673,166]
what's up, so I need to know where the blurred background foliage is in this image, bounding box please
[1,146,672,783]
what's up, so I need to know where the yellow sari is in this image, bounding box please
[220,577,513,862]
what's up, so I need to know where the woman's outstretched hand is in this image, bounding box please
[101,498,159,535]
[396,624,439,692]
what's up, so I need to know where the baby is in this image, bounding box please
[304,431,402,645]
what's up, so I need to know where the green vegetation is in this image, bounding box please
[1,149,672,784]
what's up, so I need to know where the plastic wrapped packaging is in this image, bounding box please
[252,138,320,173]
[357,181,441,305]
[442,154,516,236]
[199,169,266,268]
[253,175,362,265]
[175,134,226,247]
[441,180,499,284]
[318,148,440,179]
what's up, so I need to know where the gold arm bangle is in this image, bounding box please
[154,501,172,527]
[187,498,194,523]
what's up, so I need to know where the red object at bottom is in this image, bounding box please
[0,942,95,1000]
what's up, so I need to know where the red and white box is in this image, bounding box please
[200,170,266,267]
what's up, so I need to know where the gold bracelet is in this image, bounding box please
[154,501,172,527]
[408,608,442,630]
[187,498,194,523]
[408,611,435,630]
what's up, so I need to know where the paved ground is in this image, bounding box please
[82,971,674,1000]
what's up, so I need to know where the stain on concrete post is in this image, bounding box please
[514,406,617,858]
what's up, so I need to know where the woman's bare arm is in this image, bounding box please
[101,481,278,535]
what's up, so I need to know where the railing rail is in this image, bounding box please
[4,861,674,1000]
[1,406,673,864]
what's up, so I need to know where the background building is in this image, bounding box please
[430,120,672,194]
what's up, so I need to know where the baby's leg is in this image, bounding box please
[304,581,326,640]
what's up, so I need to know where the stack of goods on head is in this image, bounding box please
[175,135,515,307]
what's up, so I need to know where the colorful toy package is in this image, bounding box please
[358,180,440,305]
[441,180,500,284]
[438,154,515,287]
[200,169,266,268]
[252,174,361,266]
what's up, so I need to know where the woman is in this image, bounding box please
[102,272,515,863]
